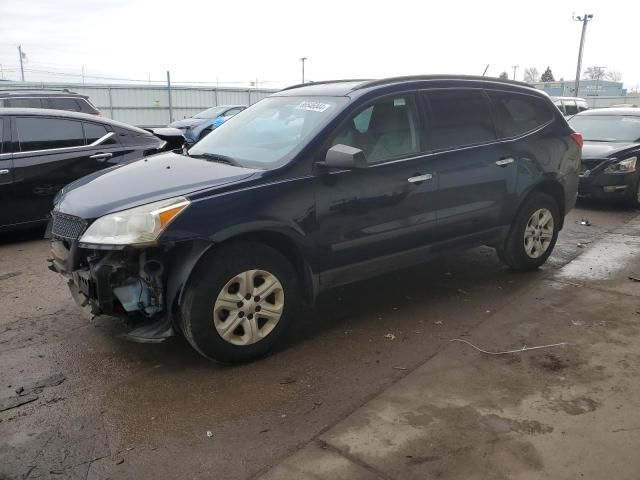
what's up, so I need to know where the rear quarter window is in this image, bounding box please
[47,97,83,112]
[83,122,116,145]
[76,98,98,114]
[487,91,554,138]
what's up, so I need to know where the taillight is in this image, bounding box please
[571,132,583,150]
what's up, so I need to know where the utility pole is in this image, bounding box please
[17,45,25,81]
[300,57,307,84]
[81,65,85,84]
[166,70,173,123]
[511,65,519,80]
[572,13,594,97]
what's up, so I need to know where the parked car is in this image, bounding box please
[49,75,581,363]
[0,108,183,231]
[0,89,99,114]
[552,96,589,117]
[168,105,246,143]
[569,108,640,206]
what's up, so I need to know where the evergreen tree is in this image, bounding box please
[498,71,509,80]
[540,67,555,82]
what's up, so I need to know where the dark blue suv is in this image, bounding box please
[49,76,581,363]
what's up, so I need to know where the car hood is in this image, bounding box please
[582,141,640,159]
[55,152,258,219]
[168,118,207,128]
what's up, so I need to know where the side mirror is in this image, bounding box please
[321,144,367,169]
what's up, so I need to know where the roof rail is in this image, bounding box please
[0,88,75,94]
[280,79,371,91]
[352,75,533,90]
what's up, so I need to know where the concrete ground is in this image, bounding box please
[258,214,640,480]
[0,201,638,480]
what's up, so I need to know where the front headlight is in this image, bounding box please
[604,156,637,174]
[79,196,190,246]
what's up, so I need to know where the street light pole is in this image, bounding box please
[17,45,25,81]
[300,57,307,84]
[572,13,594,97]
[511,65,519,81]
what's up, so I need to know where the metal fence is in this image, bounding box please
[0,81,277,127]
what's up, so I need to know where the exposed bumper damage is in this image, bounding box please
[48,237,175,343]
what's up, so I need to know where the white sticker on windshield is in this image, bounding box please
[295,101,331,113]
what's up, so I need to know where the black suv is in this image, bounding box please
[49,76,581,363]
[0,108,171,230]
[0,89,99,114]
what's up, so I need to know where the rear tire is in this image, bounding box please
[180,241,300,363]
[497,192,560,271]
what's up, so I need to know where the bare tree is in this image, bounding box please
[583,66,606,80]
[523,67,540,84]
[606,71,622,82]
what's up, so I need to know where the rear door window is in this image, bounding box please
[487,91,554,138]
[16,117,85,152]
[422,90,496,150]
[6,98,43,108]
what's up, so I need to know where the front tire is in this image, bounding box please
[624,178,640,209]
[497,192,560,271]
[180,241,300,363]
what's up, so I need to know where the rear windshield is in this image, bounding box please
[569,115,640,142]
[189,96,348,169]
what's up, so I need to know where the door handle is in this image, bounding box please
[408,173,433,183]
[89,153,113,160]
[495,157,515,166]
[0,169,9,176]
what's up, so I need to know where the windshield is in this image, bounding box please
[189,96,348,168]
[569,115,640,142]
[194,107,227,119]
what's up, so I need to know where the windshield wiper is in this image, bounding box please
[189,152,238,166]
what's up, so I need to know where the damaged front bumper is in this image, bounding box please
[48,237,175,343]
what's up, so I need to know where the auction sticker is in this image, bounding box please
[295,101,331,113]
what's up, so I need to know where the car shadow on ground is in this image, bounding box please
[0,225,46,246]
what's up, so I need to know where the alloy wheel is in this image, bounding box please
[213,269,284,346]
[523,208,554,259]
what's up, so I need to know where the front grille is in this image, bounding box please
[51,212,87,241]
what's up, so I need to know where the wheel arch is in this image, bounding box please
[167,227,316,324]
[519,178,566,229]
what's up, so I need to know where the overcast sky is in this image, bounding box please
[0,0,637,90]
